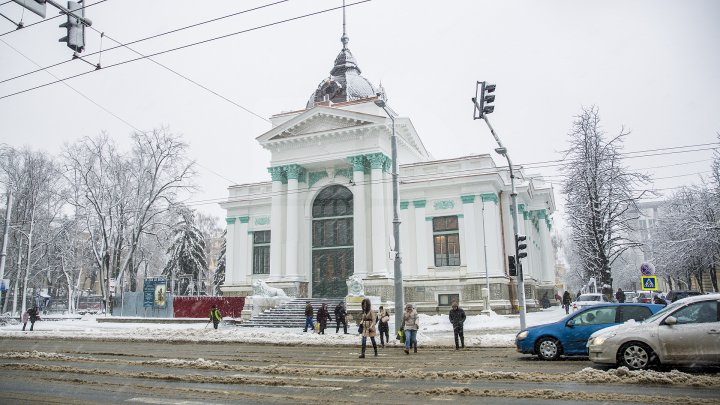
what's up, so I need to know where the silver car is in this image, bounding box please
[587,293,720,370]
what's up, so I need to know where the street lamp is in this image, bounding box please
[374,96,404,331]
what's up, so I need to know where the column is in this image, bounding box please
[413,200,429,276]
[285,164,303,280]
[538,210,555,284]
[225,218,236,286]
[461,195,479,274]
[368,153,387,276]
[268,167,285,280]
[350,156,367,276]
[237,216,250,284]
[400,201,412,276]
[481,193,503,276]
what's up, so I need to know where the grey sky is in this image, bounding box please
[1,0,718,224]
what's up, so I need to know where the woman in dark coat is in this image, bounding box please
[317,303,332,334]
[376,305,390,347]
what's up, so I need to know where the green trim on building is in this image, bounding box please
[226,217,236,225]
[308,171,329,188]
[239,216,249,224]
[336,168,353,181]
[480,193,498,204]
[285,164,304,180]
[461,195,476,204]
[413,199,427,208]
[268,166,285,182]
[349,155,365,172]
[434,200,455,210]
[425,216,433,221]
[255,216,270,226]
[457,214,464,219]
[366,152,390,172]
[400,201,409,210]
[247,230,254,235]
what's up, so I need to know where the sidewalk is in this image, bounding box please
[0,306,567,348]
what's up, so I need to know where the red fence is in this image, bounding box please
[173,296,245,318]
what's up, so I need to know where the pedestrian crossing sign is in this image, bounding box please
[641,276,658,290]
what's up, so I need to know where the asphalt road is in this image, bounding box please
[0,337,719,404]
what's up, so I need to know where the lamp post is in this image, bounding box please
[374,97,404,330]
[472,93,527,331]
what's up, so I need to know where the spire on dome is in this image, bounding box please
[341,0,349,50]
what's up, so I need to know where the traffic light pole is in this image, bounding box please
[480,115,527,331]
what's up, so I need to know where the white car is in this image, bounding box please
[572,293,610,312]
[587,293,720,370]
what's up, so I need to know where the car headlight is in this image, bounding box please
[516,330,529,340]
[590,332,615,346]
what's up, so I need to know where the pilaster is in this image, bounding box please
[350,155,367,277]
[461,195,479,274]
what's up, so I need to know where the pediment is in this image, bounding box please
[271,115,371,140]
[256,106,383,145]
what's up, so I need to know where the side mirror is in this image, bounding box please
[664,316,677,326]
[566,319,575,328]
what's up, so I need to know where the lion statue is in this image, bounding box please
[252,279,288,297]
[346,274,365,297]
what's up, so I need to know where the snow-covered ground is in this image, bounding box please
[0,306,568,347]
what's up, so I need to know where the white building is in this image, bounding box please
[220,31,556,313]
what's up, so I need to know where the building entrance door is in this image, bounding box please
[311,185,353,298]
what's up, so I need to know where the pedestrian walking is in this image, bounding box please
[209,304,222,329]
[21,309,29,331]
[401,303,419,354]
[449,301,466,350]
[27,306,40,331]
[334,302,348,334]
[376,305,390,347]
[358,298,378,358]
[303,302,315,333]
[317,303,332,334]
[562,291,572,314]
[615,288,626,303]
[541,292,551,309]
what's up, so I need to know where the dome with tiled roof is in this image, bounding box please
[306,33,377,109]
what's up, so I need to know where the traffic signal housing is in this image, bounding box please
[59,1,85,53]
[480,82,496,116]
[508,255,516,277]
[516,234,527,259]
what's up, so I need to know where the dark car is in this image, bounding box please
[515,303,664,360]
[665,290,702,303]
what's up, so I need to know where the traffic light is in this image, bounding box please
[508,255,516,277]
[516,234,527,259]
[11,0,47,18]
[479,81,496,116]
[59,1,85,53]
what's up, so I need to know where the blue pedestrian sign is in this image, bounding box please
[641,276,658,291]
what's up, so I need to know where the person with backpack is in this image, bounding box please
[449,301,466,350]
[334,302,348,334]
[562,291,572,314]
[209,304,222,329]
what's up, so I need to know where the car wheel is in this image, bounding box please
[618,342,654,370]
[536,337,562,360]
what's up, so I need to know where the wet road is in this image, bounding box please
[0,337,719,404]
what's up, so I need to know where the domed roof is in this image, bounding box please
[306,34,377,109]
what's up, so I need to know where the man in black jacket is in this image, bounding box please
[334,302,348,334]
[27,306,40,331]
[449,301,466,350]
[615,288,626,303]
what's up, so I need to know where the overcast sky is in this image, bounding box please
[1,0,718,226]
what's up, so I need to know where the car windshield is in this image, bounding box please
[578,295,601,301]
[641,300,685,323]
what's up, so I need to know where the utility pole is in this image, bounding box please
[0,190,12,282]
[472,81,528,331]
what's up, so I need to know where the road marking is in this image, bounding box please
[282,363,395,370]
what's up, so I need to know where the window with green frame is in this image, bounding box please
[433,216,460,267]
[252,230,271,274]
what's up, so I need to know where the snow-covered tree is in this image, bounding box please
[163,208,208,296]
[213,229,226,295]
[561,106,649,287]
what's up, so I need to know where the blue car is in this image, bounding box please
[515,303,664,360]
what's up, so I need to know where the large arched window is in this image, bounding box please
[311,185,353,297]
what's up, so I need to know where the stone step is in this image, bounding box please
[240,297,346,328]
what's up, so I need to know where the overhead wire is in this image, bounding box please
[0,0,372,101]
[0,0,108,37]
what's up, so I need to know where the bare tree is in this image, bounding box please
[64,128,196,313]
[561,106,649,288]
